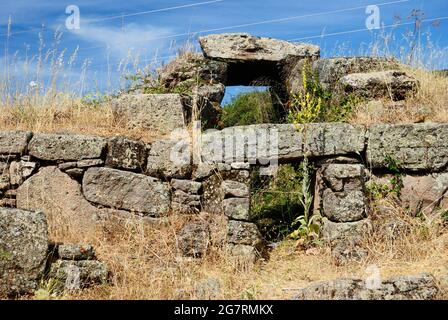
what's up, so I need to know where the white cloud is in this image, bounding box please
[67,22,176,58]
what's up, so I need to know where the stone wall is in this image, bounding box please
[1,122,447,266]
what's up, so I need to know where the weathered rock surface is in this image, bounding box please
[202,170,250,214]
[147,139,192,179]
[222,180,249,198]
[112,94,186,135]
[8,160,37,185]
[49,260,108,289]
[400,173,448,215]
[321,164,365,192]
[314,57,400,91]
[199,33,319,62]
[321,218,370,262]
[158,53,227,90]
[106,136,148,171]
[29,133,106,161]
[57,244,95,261]
[171,179,202,194]
[293,273,438,300]
[223,198,250,221]
[227,244,259,263]
[83,167,170,216]
[0,131,32,156]
[201,123,366,163]
[16,167,100,233]
[0,208,48,297]
[340,70,418,100]
[171,190,201,214]
[227,220,264,248]
[367,123,448,171]
[322,190,367,222]
[177,221,210,257]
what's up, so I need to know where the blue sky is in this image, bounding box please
[1,0,447,101]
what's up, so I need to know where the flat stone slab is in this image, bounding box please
[199,33,319,62]
[83,167,170,216]
[201,123,366,163]
[112,94,186,135]
[292,273,438,300]
[29,133,106,161]
[367,123,448,171]
[0,208,48,297]
[0,131,32,155]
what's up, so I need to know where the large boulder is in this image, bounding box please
[367,123,448,171]
[112,94,187,136]
[0,131,32,156]
[0,208,48,297]
[83,167,170,216]
[16,167,100,234]
[28,133,106,161]
[293,273,438,300]
[340,70,418,100]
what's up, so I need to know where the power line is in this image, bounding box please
[288,16,448,41]
[78,0,411,52]
[87,0,224,23]
[1,0,225,37]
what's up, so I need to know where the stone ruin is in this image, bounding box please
[1,33,446,299]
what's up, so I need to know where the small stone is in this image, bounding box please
[177,221,210,258]
[230,162,250,170]
[222,180,249,198]
[65,168,85,179]
[227,220,264,248]
[77,159,104,168]
[58,162,77,170]
[58,244,95,260]
[171,179,202,194]
[49,260,108,289]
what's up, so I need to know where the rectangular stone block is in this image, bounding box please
[29,133,106,161]
[0,131,32,156]
[83,167,170,216]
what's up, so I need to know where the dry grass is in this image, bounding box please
[36,200,448,300]
[349,68,448,125]
[0,97,165,142]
